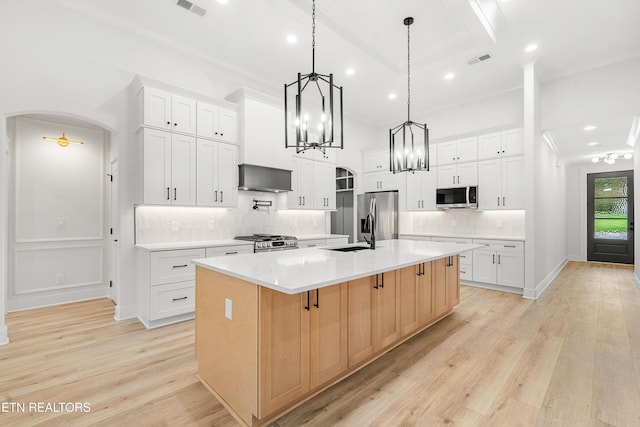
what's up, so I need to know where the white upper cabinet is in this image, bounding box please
[142,88,196,135]
[142,128,196,206]
[406,168,437,211]
[437,137,477,165]
[314,162,336,210]
[197,102,238,144]
[478,128,524,160]
[437,162,477,188]
[363,150,389,172]
[477,156,525,210]
[196,140,238,208]
[287,156,315,209]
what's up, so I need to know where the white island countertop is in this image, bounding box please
[192,239,483,294]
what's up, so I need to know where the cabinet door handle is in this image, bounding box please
[215,190,218,202]
[299,196,302,206]
[307,244,317,247]
[504,245,516,248]
[497,197,500,206]
[418,200,421,209]
[174,123,178,127]
[492,254,495,264]
[374,275,379,289]
[380,273,384,288]
[457,176,460,184]
[498,255,501,264]
[172,296,188,302]
[221,191,224,203]
[174,188,177,201]
[304,291,310,311]
[452,176,455,185]
[225,251,238,255]
[166,187,170,200]
[314,289,319,308]
[172,264,188,269]
[220,133,224,136]
[503,196,505,206]
[166,121,171,125]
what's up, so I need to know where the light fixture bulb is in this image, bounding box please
[286,34,297,44]
[610,153,618,160]
[525,44,538,52]
[624,153,633,159]
[444,73,455,80]
[388,93,397,100]
[592,157,599,163]
[584,125,597,131]
[345,68,355,75]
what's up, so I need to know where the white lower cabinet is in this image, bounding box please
[138,245,250,328]
[431,237,473,281]
[472,240,524,288]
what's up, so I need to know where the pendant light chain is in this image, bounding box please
[407,21,411,122]
[312,0,316,73]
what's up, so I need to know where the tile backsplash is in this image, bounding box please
[400,209,525,237]
[136,191,328,244]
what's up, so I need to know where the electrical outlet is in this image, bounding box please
[496,219,503,229]
[56,218,65,228]
[450,220,457,228]
[208,220,215,231]
[171,221,180,232]
[225,298,233,320]
[56,274,64,284]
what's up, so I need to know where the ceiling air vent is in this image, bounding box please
[467,53,492,65]
[176,0,206,17]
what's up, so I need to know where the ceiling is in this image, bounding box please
[54,0,640,164]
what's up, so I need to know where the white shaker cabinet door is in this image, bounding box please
[171,95,197,135]
[143,88,172,130]
[473,250,497,284]
[497,251,524,288]
[457,162,478,187]
[478,159,501,210]
[170,134,197,206]
[501,128,524,157]
[217,143,239,207]
[196,139,218,206]
[437,164,457,188]
[456,137,478,163]
[143,128,172,205]
[437,141,457,166]
[477,132,502,160]
[502,156,525,209]
[217,108,237,144]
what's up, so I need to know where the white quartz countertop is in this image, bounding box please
[192,239,483,295]
[401,233,525,241]
[136,239,254,251]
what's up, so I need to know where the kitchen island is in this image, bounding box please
[192,239,481,426]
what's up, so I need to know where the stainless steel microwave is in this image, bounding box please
[436,186,477,209]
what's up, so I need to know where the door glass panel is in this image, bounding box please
[593,177,628,240]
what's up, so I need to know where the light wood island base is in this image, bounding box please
[195,255,460,426]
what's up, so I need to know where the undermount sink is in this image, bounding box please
[326,245,372,252]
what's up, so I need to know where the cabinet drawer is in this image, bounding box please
[473,239,524,252]
[299,239,326,248]
[149,281,195,320]
[205,245,253,257]
[150,248,205,286]
[459,268,473,281]
[458,252,472,265]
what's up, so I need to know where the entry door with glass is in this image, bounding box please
[587,170,634,264]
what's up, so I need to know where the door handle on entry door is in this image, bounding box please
[630,221,635,231]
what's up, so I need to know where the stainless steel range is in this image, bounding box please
[234,234,299,253]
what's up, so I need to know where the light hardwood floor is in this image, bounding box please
[1,261,639,426]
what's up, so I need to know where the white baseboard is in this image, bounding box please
[7,289,109,312]
[114,304,138,321]
[461,281,524,295]
[0,324,8,346]
[633,271,640,295]
[523,258,568,299]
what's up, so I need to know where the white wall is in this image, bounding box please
[7,117,107,311]
[0,119,8,344]
[566,160,634,261]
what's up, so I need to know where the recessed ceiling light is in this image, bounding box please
[624,153,633,159]
[345,68,355,76]
[584,125,597,131]
[388,93,397,100]
[217,0,229,4]
[587,141,599,146]
[286,34,297,44]
[444,73,455,80]
[524,44,538,52]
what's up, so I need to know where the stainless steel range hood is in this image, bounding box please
[238,164,292,193]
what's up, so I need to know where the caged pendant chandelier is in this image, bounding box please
[284,0,343,154]
[390,17,429,174]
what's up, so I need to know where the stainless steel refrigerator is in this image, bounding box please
[357,191,398,242]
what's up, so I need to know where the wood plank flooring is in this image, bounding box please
[1,261,639,426]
